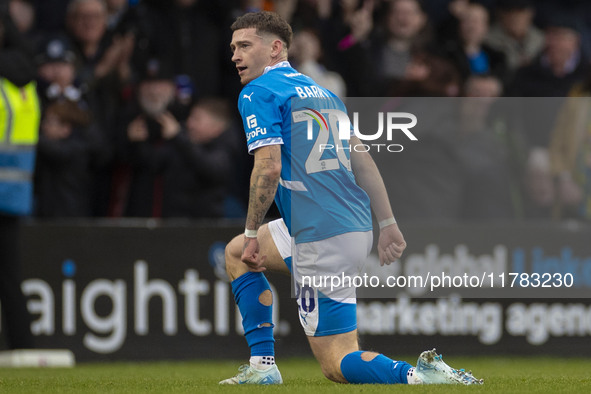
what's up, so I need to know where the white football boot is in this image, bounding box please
[412,348,483,385]
[219,364,283,385]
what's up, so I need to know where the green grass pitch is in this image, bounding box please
[1,356,590,393]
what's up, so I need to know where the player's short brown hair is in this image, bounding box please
[231,11,293,49]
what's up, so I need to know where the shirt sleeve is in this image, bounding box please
[238,85,284,154]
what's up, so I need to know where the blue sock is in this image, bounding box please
[232,272,275,356]
[340,351,413,384]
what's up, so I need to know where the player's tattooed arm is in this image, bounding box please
[245,144,282,231]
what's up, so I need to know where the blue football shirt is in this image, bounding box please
[238,62,372,243]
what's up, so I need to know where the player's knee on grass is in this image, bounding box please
[325,352,377,383]
[319,352,366,384]
[320,361,347,383]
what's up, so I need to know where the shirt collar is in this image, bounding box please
[263,61,292,75]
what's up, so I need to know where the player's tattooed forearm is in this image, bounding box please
[255,173,276,188]
[255,152,280,171]
[245,145,281,230]
[246,174,279,229]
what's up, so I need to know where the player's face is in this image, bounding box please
[230,28,273,85]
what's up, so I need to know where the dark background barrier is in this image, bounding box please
[0,220,590,361]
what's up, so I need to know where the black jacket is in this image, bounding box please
[0,12,36,86]
[34,129,93,217]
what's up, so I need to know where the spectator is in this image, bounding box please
[485,0,544,74]
[134,0,226,104]
[34,100,94,217]
[508,15,591,218]
[290,28,346,98]
[35,34,83,108]
[66,0,134,126]
[156,98,241,219]
[373,99,464,221]
[0,6,36,86]
[34,34,112,191]
[337,0,431,96]
[9,0,591,226]
[425,0,496,41]
[456,75,525,220]
[509,15,589,98]
[378,0,430,80]
[8,0,36,37]
[370,54,462,219]
[533,0,591,60]
[548,74,591,220]
[443,3,508,85]
[66,0,134,215]
[0,9,38,350]
[115,57,187,217]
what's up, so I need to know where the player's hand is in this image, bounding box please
[378,223,406,266]
[241,237,266,272]
[127,117,148,142]
[349,0,373,42]
[157,111,181,140]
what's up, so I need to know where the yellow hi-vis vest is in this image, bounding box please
[0,78,40,216]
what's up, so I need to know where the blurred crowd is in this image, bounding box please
[2,0,591,222]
